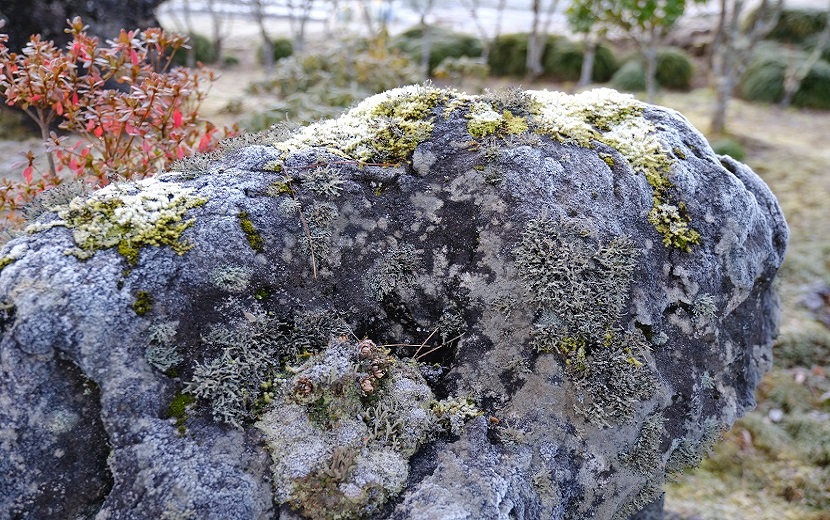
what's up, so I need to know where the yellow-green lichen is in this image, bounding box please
[238,211,264,252]
[465,101,529,138]
[599,153,615,168]
[0,256,15,273]
[272,85,449,164]
[132,291,153,316]
[527,88,699,251]
[26,178,206,263]
[167,391,195,435]
[648,201,701,251]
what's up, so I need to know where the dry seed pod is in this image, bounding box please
[359,376,375,394]
[358,339,377,359]
[293,377,314,397]
[370,362,386,379]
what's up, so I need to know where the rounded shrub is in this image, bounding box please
[793,59,830,109]
[257,38,294,65]
[543,39,618,82]
[709,139,746,161]
[488,33,529,76]
[802,32,830,62]
[655,47,694,90]
[171,33,217,66]
[739,43,830,110]
[391,26,482,74]
[762,8,828,43]
[610,60,646,92]
[739,42,790,102]
[271,38,294,62]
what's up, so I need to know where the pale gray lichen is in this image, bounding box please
[515,217,639,354]
[364,244,422,301]
[209,265,252,294]
[300,165,345,198]
[183,308,350,427]
[693,293,718,322]
[145,320,182,372]
[255,339,438,519]
[621,414,666,474]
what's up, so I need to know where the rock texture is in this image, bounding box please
[0,86,787,520]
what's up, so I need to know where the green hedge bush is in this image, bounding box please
[543,39,618,82]
[171,33,217,66]
[755,8,828,43]
[392,26,482,73]
[610,60,646,92]
[740,43,830,109]
[709,138,746,161]
[257,38,294,65]
[655,47,695,90]
[610,48,694,91]
[488,33,530,76]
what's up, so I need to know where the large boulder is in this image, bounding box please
[0,86,787,519]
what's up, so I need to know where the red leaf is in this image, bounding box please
[72,92,79,106]
[22,166,33,184]
[198,133,213,153]
[172,109,182,128]
[55,101,63,116]
[30,94,41,102]
[130,49,140,66]
[94,126,103,138]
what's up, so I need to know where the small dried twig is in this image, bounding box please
[414,327,440,359]
[415,333,463,361]
[291,192,317,280]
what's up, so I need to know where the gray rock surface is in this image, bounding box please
[0,86,787,520]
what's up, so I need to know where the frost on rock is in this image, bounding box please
[26,177,206,263]
[0,86,787,520]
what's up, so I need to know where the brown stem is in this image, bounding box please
[34,107,57,178]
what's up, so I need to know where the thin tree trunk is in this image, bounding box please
[711,0,742,135]
[182,0,196,68]
[578,33,597,87]
[526,0,559,79]
[421,18,432,79]
[644,26,658,103]
[252,0,274,75]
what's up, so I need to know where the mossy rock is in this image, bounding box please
[0,86,788,520]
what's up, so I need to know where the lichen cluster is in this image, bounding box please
[515,216,657,425]
[182,308,349,427]
[526,88,700,251]
[256,339,438,519]
[271,84,449,164]
[26,178,206,264]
